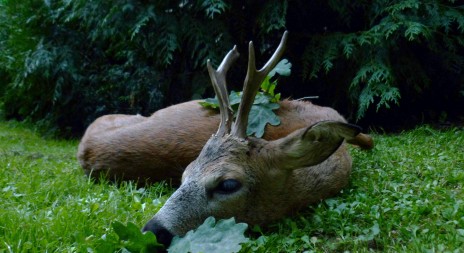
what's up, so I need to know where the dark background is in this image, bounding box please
[1,0,463,136]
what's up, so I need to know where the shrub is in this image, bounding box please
[0,0,291,135]
[294,0,464,120]
[1,0,462,135]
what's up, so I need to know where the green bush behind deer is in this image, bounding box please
[0,0,463,135]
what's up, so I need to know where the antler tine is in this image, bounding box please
[207,46,240,136]
[231,31,289,138]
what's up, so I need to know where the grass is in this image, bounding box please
[0,121,463,252]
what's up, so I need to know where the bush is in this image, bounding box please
[291,0,464,121]
[0,0,290,135]
[1,0,463,135]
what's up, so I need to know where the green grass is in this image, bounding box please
[0,121,463,252]
[243,127,464,252]
[0,121,169,252]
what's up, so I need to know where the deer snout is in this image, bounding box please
[142,219,174,248]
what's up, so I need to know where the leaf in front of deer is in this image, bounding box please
[247,103,281,138]
[168,217,249,253]
[111,221,163,252]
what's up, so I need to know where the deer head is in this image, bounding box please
[143,32,361,247]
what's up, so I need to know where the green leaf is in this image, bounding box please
[169,217,249,253]
[198,97,219,109]
[247,103,280,138]
[112,221,163,252]
[357,222,380,241]
[268,59,292,78]
[94,233,120,253]
[229,91,242,106]
[253,92,271,105]
[260,76,273,94]
[457,229,464,236]
[260,77,281,103]
[199,59,289,137]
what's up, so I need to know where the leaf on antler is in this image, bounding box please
[268,59,292,78]
[247,102,280,138]
[200,58,291,138]
[260,76,281,102]
[201,91,280,138]
[199,97,220,109]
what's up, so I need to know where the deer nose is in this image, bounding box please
[142,219,174,248]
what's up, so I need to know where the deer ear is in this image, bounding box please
[269,121,361,170]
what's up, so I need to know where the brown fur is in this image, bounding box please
[144,121,362,238]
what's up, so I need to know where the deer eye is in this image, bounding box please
[214,179,242,195]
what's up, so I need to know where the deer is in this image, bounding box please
[127,31,374,247]
[77,40,373,186]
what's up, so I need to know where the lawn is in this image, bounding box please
[0,121,463,252]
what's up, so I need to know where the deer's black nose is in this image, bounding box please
[142,219,174,248]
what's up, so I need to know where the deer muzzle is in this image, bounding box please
[143,180,209,247]
[142,219,174,248]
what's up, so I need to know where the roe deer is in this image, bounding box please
[139,32,372,247]
[77,54,372,185]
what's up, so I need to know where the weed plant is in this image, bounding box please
[0,121,463,252]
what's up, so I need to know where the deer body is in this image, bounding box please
[77,99,368,183]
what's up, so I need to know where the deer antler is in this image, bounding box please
[207,46,240,137]
[231,31,289,138]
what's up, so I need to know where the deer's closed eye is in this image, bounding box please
[214,179,242,194]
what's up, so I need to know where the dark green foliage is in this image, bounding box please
[0,0,236,135]
[0,0,463,135]
[294,0,464,120]
[0,1,163,134]
[0,0,293,135]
